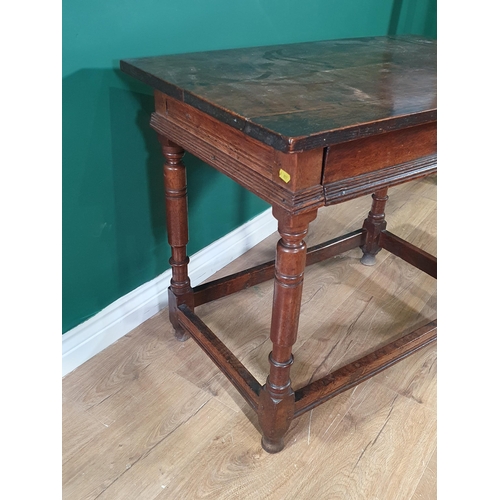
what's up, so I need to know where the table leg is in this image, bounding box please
[361,187,389,266]
[158,135,194,341]
[258,207,318,453]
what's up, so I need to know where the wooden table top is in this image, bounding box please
[121,36,436,152]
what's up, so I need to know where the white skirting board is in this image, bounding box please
[62,208,277,377]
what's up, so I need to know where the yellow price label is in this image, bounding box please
[278,169,291,183]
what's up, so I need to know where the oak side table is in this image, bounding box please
[120,35,437,453]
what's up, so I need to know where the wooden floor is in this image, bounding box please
[62,175,437,500]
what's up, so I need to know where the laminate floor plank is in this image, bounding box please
[62,395,108,465]
[62,371,211,500]
[411,447,438,500]
[62,312,184,411]
[91,399,242,500]
[273,380,436,500]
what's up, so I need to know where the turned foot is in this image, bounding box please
[360,252,377,266]
[261,436,285,454]
[168,290,193,342]
[174,328,190,342]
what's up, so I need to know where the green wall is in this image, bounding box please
[62,0,437,333]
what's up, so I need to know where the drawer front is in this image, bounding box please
[322,122,437,184]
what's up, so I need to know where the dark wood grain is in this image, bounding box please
[121,36,436,152]
[379,230,437,278]
[324,154,437,205]
[157,137,194,341]
[323,122,436,184]
[258,207,318,453]
[361,188,389,266]
[151,94,327,212]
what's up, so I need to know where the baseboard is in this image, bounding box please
[62,208,277,377]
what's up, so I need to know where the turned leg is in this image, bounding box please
[158,135,194,341]
[361,187,389,266]
[258,207,318,453]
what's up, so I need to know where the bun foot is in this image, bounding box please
[360,252,377,266]
[261,436,285,454]
[174,328,190,342]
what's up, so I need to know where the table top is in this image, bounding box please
[121,36,436,152]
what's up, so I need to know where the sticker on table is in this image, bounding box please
[278,169,291,183]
